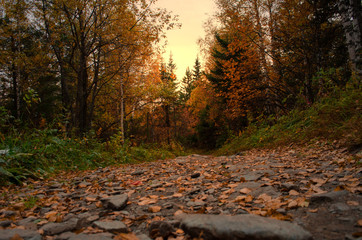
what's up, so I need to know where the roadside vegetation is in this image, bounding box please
[215,85,361,156]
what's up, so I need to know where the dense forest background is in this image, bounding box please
[0,0,361,183]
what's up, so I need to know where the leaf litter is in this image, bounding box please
[0,142,360,239]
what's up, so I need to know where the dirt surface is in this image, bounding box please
[0,143,361,239]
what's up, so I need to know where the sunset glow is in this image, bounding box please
[153,0,217,79]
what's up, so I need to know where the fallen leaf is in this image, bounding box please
[174,210,184,216]
[36,220,48,226]
[45,211,58,222]
[138,196,158,206]
[289,190,299,196]
[85,197,97,202]
[114,233,140,240]
[245,195,253,203]
[308,209,318,213]
[239,188,251,194]
[172,193,183,198]
[148,206,162,213]
[130,181,142,186]
[357,219,362,227]
[288,200,298,209]
[175,229,184,235]
[270,212,293,221]
[258,193,272,202]
[334,185,345,191]
[347,201,359,206]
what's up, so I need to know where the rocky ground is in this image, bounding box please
[0,143,361,240]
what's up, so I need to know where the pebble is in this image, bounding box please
[191,172,201,178]
[101,194,128,210]
[93,221,128,232]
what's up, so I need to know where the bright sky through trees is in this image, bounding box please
[153,0,217,79]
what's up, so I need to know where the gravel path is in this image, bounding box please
[0,144,361,240]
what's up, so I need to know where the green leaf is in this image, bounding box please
[0,166,14,177]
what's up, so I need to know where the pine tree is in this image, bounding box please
[193,56,202,82]
[180,67,193,103]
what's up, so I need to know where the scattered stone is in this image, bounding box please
[149,221,176,239]
[237,182,262,190]
[281,183,299,191]
[207,188,215,194]
[243,172,263,181]
[178,214,313,240]
[163,203,173,209]
[186,200,206,209]
[150,182,163,188]
[1,210,16,217]
[41,218,78,235]
[276,208,287,214]
[191,172,201,178]
[310,190,348,205]
[131,170,145,176]
[40,207,52,215]
[76,212,100,228]
[68,233,114,240]
[49,183,63,189]
[251,186,281,198]
[235,209,248,214]
[329,203,351,213]
[136,233,153,240]
[101,194,128,210]
[0,229,41,240]
[78,181,91,188]
[55,231,76,240]
[93,221,128,233]
[0,220,12,227]
[187,187,201,195]
[17,216,36,226]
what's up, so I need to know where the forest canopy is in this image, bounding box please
[0,0,361,149]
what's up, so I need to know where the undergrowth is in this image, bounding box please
[0,129,184,185]
[215,86,361,156]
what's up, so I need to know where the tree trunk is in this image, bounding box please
[338,0,362,77]
[75,53,88,135]
[120,78,125,144]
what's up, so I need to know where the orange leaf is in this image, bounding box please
[114,233,140,240]
[148,206,162,213]
[289,190,299,196]
[45,211,58,222]
[239,188,251,194]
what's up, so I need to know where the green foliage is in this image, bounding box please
[0,128,185,186]
[215,86,362,156]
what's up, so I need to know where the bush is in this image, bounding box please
[0,128,185,185]
[215,86,361,156]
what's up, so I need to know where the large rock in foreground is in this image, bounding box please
[178,214,313,240]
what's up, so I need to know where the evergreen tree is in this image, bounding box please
[180,67,193,103]
[193,56,202,82]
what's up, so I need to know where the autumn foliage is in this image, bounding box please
[0,0,360,151]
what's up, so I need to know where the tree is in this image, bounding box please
[193,56,202,82]
[338,0,362,77]
[0,0,58,125]
[36,0,178,135]
[159,55,178,144]
[180,67,193,103]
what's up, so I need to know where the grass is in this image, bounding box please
[0,129,185,185]
[214,87,362,156]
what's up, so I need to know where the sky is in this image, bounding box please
[153,0,217,80]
